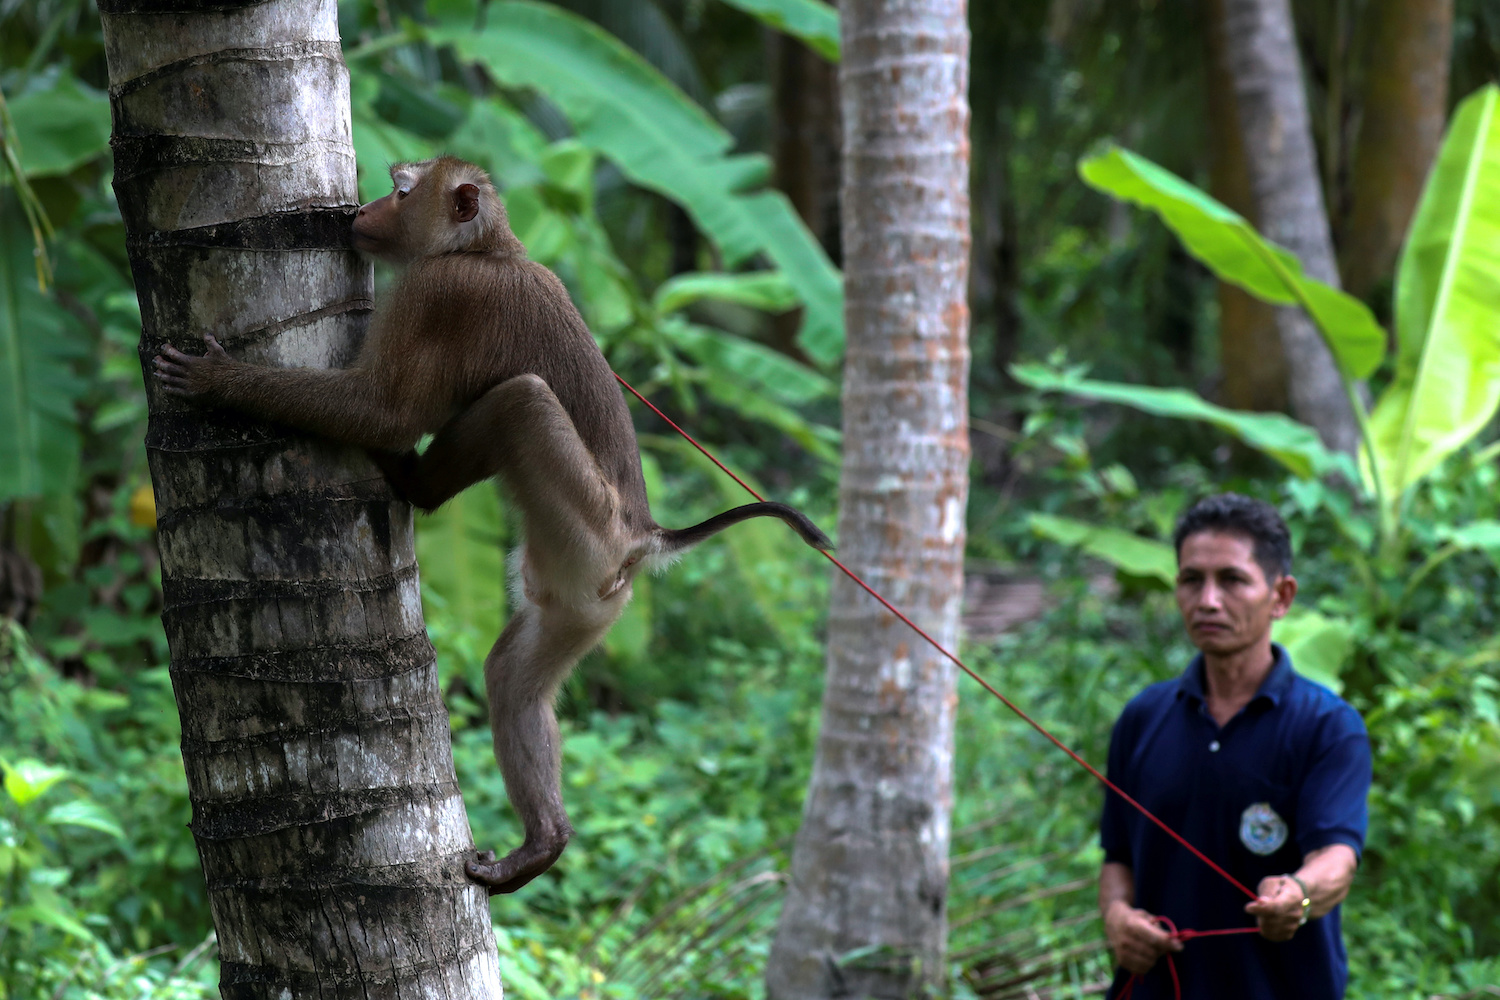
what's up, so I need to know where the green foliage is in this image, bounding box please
[645,434,829,645]
[1367,85,1500,504]
[1078,145,1386,382]
[652,324,841,463]
[654,269,800,315]
[1027,512,1175,586]
[0,625,214,999]
[416,483,508,645]
[4,70,110,178]
[1270,609,1355,694]
[1022,90,1500,707]
[1066,87,1500,547]
[1014,359,1346,481]
[432,1,844,363]
[4,1,1495,996]
[715,0,840,62]
[0,191,89,501]
[1012,115,1500,964]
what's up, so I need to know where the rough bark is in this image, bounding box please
[765,0,971,996]
[1203,0,1288,414]
[1216,0,1360,454]
[1340,0,1453,301]
[97,0,503,996]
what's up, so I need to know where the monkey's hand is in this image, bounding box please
[153,335,234,401]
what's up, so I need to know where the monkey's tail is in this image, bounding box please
[655,502,833,556]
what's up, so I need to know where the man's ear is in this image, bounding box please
[454,183,480,223]
[1270,574,1298,618]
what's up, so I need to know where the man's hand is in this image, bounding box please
[153,335,234,401]
[1245,846,1359,941]
[1103,899,1183,974]
[1245,875,1307,941]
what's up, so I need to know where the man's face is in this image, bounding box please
[1175,530,1296,655]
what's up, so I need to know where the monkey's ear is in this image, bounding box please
[454,183,480,224]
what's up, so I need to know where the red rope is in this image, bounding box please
[1115,917,1259,1000]
[613,371,1266,992]
[614,370,1256,900]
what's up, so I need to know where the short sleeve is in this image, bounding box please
[1100,711,1135,865]
[1295,706,1372,859]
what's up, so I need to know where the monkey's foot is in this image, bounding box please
[465,840,568,895]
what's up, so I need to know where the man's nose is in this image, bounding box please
[1198,582,1222,608]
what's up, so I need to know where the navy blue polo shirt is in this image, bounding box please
[1100,645,1371,1000]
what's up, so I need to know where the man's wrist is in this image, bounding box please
[1282,872,1312,925]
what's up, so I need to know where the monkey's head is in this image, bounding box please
[353,156,518,265]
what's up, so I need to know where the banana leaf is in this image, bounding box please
[350,74,437,202]
[1079,146,1386,382]
[1027,513,1176,587]
[435,2,844,364]
[655,271,800,316]
[661,320,839,462]
[4,72,110,178]
[661,319,834,406]
[1273,610,1353,694]
[415,484,507,641]
[1365,85,1500,503]
[1439,519,1500,551]
[0,197,87,500]
[445,97,550,191]
[718,0,840,61]
[1012,361,1349,483]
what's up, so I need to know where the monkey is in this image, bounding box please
[152,156,831,894]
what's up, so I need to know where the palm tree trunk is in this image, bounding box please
[1203,0,1288,415]
[765,0,971,996]
[1215,0,1360,454]
[97,0,503,995]
[770,29,843,260]
[769,29,842,359]
[1340,0,1453,301]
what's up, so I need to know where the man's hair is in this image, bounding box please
[1172,493,1292,581]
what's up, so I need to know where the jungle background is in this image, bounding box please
[2,0,1499,997]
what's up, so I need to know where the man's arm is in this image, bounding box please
[1244,843,1359,941]
[1100,861,1183,974]
[1249,708,1371,941]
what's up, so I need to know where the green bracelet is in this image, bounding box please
[1283,873,1312,925]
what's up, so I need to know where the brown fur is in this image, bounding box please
[154,156,830,894]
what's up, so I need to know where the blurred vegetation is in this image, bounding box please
[2,0,1498,998]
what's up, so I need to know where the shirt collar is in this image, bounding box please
[1177,643,1294,707]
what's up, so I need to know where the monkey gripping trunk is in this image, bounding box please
[98,0,504,994]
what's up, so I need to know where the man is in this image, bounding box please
[1099,493,1372,998]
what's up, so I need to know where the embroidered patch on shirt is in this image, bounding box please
[1239,802,1288,856]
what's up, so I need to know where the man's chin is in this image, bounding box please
[1190,630,1243,654]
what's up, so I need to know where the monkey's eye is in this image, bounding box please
[396,185,411,198]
